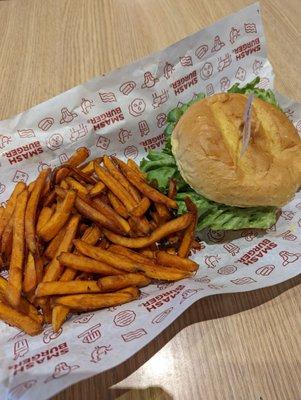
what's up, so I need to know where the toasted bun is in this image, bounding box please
[171,93,301,207]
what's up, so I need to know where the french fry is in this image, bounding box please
[103,155,140,201]
[81,157,102,175]
[1,216,14,258]
[92,197,131,234]
[54,287,140,310]
[25,168,50,253]
[88,181,106,197]
[55,147,89,183]
[154,202,170,222]
[0,300,42,336]
[38,190,76,241]
[35,256,44,285]
[108,244,157,266]
[36,280,100,297]
[103,213,192,249]
[60,179,69,189]
[98,273,150,292]
[23,252,37,293]
[168,178,177,199]
[178,198,198,258]
[58,252,123,275]
[127,159,146,179]
[43,189,56,207]
[130,197,151,217]
[139,249,155,259]
[0,182,26,238]
[65,176,89,195]
[6,190,28,308]
[42,214,80,282]
[0,206,4,219]
[94,161,137,211]
[36,206,53,233]
[51,225,102,331]
[75,241,190,281]
[56,187,123,234]
[107,192,129,218]
[0,276,42,324]
[45,225,67,259]
[118,166,178,209]
[28,181,36,193]
[155,250,198,272]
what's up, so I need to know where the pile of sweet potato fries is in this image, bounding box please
[0,148,199,335]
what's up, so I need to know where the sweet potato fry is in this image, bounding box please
[44,226,67,259]
[155,250,198,272]
[75,240,190,281]
[154,202,170,222]
[130,197,151,217]
[65,176,89,194]
[43,189,56,207]
[81,157,102,175]
[54,287,139,310]
[139,249,155,259]
[107,192,129,218]
[168,179,177,199]
[98,273,150,292]
[0,182,26,238]
[59,249,127,274]
[119,165,177,209]
[88,181,106,197]
[6,190,28,308]
[28,181,36,193]
[38,190,76,241]
[92,197,131,234]
[25,168,50,253]
[23,252,37,293]
[1,216,14,258]
[108,244,157,266]
[0,276,42,324]
[0,206,3,219]
[103,155,140,201]
[94,161,137,211]
[36,280,100,297]
[56,187,123,234]
[36,207,53,233]
[0,300,42,336]
[35,256,44,285]
[103,213,192,249]
[42,214,80,282]
[55,147,89,183]
[178,198,198,258]
[127,159,146,180]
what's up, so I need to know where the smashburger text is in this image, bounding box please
[3,141,44,165]
[170,70,198,95]
[233,37,261,60]
[140,133,165,152]
[237,239,277,266]
[142,285,185,311]
[9,342,69,376]
[89,107,124,131]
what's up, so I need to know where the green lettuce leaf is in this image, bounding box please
[140,79,278,231]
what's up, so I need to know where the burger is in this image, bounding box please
[140,78,301,230]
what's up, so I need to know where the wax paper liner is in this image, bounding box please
[0,3,300,399]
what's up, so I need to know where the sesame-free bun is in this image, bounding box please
[171,93,301,207]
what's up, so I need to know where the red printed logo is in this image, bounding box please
[13,170,29,183]
[253,59,263,75]
[8,380,37,399]
[233,37,260,60]
[138,120,150,137]
[141,71,158,88]
[43,326,63,344]
[244,22,257,33]
[229,27,240,44]
[0,183,6,194]
[118,129,132,144]
[96,135,110,150]
[38,117,54,131]
[18,129,35,139]
[237,239,277,265]
[231,277,256,285]
[44,361,80,383]
[180,288,200,303]
[279,251,301,266]
[206,83,214,96]
[163,62,175,79]
[280,230,297,241]
[220,76,231,91]
[70,124,88,142]
[4,141,44,165]
[211,35,225,52]
[99,92,117,103]
[156,113,167,128]
[223,242,240,256]
[77,323,101,343]
[73,313,94,324]
[218,265,237,275]
[119,81,136,95]
[256,265,275,276]
[0,134,11,149]
[140,133,165,152]
[129,98,146,117]
[151,307,173,324]
[60,107,77,124]
[180,55,193,66]
[47,134,63,151]
[217,53,232,71]
[204,255,220,268]
[207,230,225,243]
[114,310,136,327]
[89,107,124,131]
[170,71,198,96]
[124,145,138,160]
[13,339,29,360]
[200,62,213,80]
[81,98,94,115]
[235,66,246,81]
[142,284,185,311]
[122,328,147,342]
[90,345,112,363]
[195,44,208,60]
[152,90,169,108]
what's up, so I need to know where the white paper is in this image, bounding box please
[0,3,300,399]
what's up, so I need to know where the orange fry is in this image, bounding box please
[45,226,67,259]
[65,176,89,194]
[0,182,26,238]
[36,280,100,297]
[88,181,106,197]
[42,214,80,282]
[92,197,131,234]
[23,252,37,293]
[107,192,129,218]
[58,252,122,275]
[25,168,50,253]
[103,155,140,201]
[1,216,14,258]
[97,273,150,292]
[127,159,146,179]
[155,250,198,272]
[178,198,198,258]
[36,206,54,233]
[130,197,151,217]
[54,287,139,310]
[38,190,76,241]
[6,190,28,308]
[103,213,192,249]
[168,179,177,199]
[55,147,89,183]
